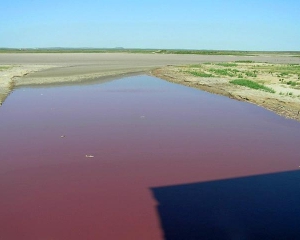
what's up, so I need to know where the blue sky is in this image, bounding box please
[1,0,299,50]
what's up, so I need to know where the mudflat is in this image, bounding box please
[0,53,300,121]
[1,53,300,85]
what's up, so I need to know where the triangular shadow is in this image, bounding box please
[151,170,300,240]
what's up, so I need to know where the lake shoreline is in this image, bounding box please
[0,65,146,105]
[1,64,300,123]
[151,66,300,122]
[0,65,54,105]
[1,53,300,122]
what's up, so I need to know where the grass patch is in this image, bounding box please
[0,66,12,71]
[209,68,237,77]
[286,81,298,86]
[188,64,203,68]
[235,60,255,63]
[230,79,275,93]
[216,63,238,67]
[246,64,300,77]
[185,71,214,77]
[184,63,300,92]
[277,72,290,77]
[269,65,300,75]
[245,71,257,77]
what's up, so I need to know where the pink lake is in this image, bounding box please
[0,75,300,240]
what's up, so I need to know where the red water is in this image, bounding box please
[0,75,299,240]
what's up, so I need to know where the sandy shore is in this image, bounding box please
[1,53,300,121]
[151,65,300,122]
[0,65,54,105]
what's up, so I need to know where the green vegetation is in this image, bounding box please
[0,66,11,71]
[279,91,299,97]
[235,60,255,63]
[245,71,257,77]
[230,79,275,93]
[256,64,300,75]
[215,63,238,67]
[208,68,238,77]
[277,72,290,77]
[286,81,299,86]
[185,71,213,77]
[185,62,258,78]
[185,63,300,88]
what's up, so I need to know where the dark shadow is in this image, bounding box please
[151,170,300,240]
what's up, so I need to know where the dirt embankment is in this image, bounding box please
[151,64,300,122]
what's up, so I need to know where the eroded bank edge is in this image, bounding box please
[150,67,300,122]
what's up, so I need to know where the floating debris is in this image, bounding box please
[85,155,94,158]
[60,135,65,138]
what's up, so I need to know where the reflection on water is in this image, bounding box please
[0,75,299,240]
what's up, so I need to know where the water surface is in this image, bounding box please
[0,75,299,240]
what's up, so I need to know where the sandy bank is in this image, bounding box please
[151,65,300,122]
[0,65,54,105]
[0,65,147,105]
